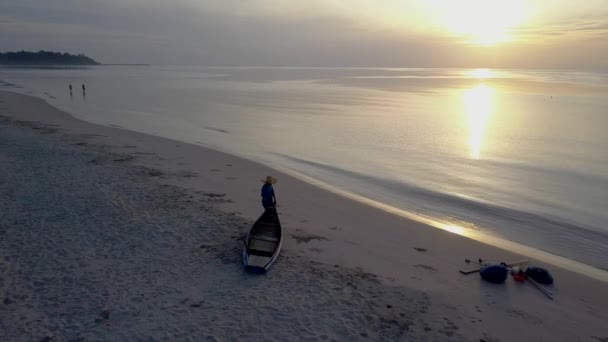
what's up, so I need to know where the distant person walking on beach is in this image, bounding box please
[261,176,277,210]
[69,83,72,96]
[82,83,86,97]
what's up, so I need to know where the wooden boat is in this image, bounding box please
[242,208,283,273]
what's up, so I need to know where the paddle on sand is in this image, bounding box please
[459,259,529,275]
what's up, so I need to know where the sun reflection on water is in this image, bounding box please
[469,68,492,79]
[462,84,493,160]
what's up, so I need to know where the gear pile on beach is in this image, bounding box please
[460,258,554,299]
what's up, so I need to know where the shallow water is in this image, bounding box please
[1,66,607,270]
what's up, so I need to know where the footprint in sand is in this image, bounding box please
[439,317,459,337]
[138,167,164,177]
[113,155,136,162]
[507,309,543,324]
[202,192,232,203]
[291,234,328,244]
[203,193,226,198]
[175,170,198,178]
[414,264,437,272]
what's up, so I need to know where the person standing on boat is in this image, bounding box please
[261,176,277,210]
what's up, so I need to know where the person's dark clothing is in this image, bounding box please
[261,183,276,210]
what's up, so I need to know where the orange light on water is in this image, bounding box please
[462,84,493,160]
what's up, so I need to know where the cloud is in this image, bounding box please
[0,0,607,69]
[511,16,608,42]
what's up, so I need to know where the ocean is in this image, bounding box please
[1,66,607,271]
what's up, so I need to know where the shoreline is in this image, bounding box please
[274,166,608,282]
[8,82,606,281]
[2,90,608,340]
[2,67,607,274]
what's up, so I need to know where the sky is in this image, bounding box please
[1,0,607,69]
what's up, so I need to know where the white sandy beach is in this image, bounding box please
[1,90,607,341]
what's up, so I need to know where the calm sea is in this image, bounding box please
[2,66,607,271]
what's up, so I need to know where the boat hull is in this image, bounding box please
[243,208,282,272]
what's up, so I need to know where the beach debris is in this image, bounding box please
[413,247,428,252]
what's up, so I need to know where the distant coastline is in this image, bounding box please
[100,64,150,66]
[0,50,100,66]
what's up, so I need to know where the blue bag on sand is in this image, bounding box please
[480,265,509,284]
[525,267,554,285]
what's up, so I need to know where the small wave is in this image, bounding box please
[203,126,230,134]
[0,80,18,87]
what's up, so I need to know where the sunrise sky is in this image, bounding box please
[1,0,607,69]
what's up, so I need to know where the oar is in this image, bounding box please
[526,275,554,300]
[465,258,486,266]
[460,259,529,275]
[459,258,487,274]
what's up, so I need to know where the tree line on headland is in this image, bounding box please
[0,50,100,65]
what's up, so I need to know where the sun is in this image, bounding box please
[435,0,528,45]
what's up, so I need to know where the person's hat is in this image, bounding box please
[262,176,277,184]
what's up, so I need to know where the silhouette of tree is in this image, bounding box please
[0,50,100,65]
